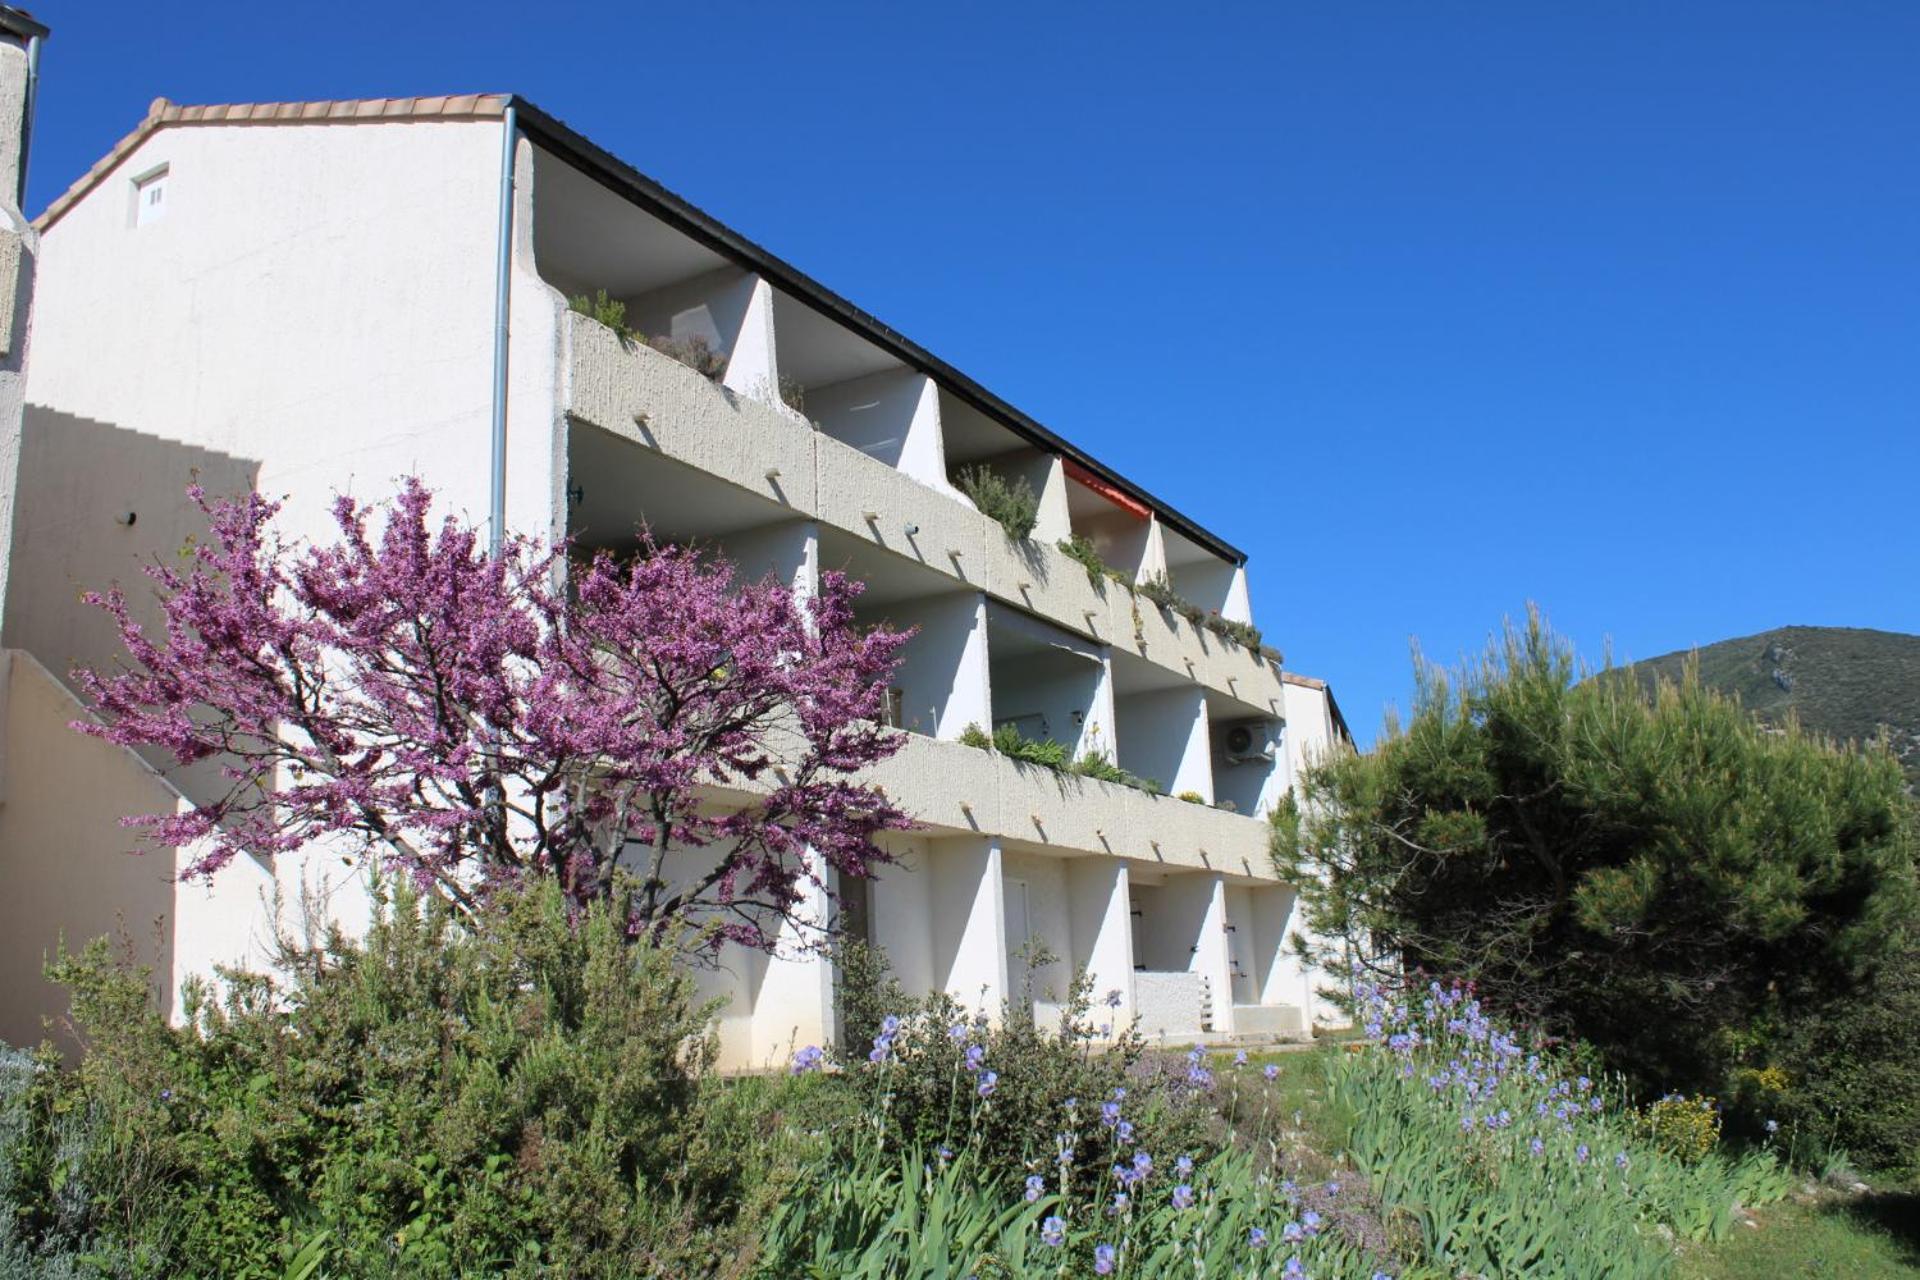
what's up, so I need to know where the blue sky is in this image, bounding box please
[24,3,1920,742]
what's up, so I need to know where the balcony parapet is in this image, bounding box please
[563,312,1287,716]
[866,735,1277,881]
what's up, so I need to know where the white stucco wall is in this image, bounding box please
[28,119,556,545]
[1133,971,1210,1041]
[0,650,279,1050]
[929,834,1006,1012]
[867,590,988,740]
[1115,686,1211,799]
[1065,857,1134,1029]
[808,369,963,502]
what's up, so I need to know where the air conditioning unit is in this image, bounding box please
[1223,721,1278,765]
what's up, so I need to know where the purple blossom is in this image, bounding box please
[1025,1174,1044,1202]
[1171,1183,1195,1210]
[1041,1215,1066,1247]
[977,1070,998,1098]
[71,481,915,940]
[1248,1226,1268,1248]
[1264,1063,1280,1082]
[1094,1243,1117,1275]
[790,1045,825,1074]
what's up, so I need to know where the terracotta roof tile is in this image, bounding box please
[34,94,510,231]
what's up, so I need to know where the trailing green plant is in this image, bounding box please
[1136,573,1180,613]
[992,722,1071,771]
[1055,535,1131,593]
[1071,749,1161,796]
[568,288,634,343]
[956,465,1039,542]
[0,880,812,1279]
[956,724,1161,796]
[644,332,729,382]
[1209,615,1265,652]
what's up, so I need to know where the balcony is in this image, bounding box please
[561,312,1287,717]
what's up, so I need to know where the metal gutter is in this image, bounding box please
[508,96,1249,568]
[487,104,516,556]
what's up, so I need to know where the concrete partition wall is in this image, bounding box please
[721,519,818,602]
[868,834,935,997]
[928,834,1007,1014]
[1249,883,1306,1010]
[1114,686,1211,800]
[1139,871,1233,1035]
[877,591,989,740]
[1066,858,1135,1030]
[746,846,836,1064]
[623,266,786,411]
[808,370,967,502]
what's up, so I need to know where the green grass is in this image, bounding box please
[1675,1187,1920,1279]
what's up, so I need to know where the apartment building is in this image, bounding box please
[0,91,1352,1067]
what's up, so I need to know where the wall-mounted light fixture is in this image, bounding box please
[904,523,920,537]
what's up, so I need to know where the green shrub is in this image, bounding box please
[956,465,1039,542]
[1637,1094,1724,1163]
[1177,790,1207,804]
[957,722,992,751]
[2,881,804,1279]
[1769,939,1920,1175]
[1278,608,1918,1104]
[568,289,633,343]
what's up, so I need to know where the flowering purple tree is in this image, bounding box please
[72,478,913,952]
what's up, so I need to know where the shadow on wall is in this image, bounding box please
[0,410,261,1051]
[0,649,184,1051]
[4,406,260,806]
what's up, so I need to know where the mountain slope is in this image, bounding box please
[1621,626,1920,789]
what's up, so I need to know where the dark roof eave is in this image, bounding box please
[0,7,47,39]
[509,96,1248,568]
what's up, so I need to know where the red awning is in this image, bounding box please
[1063,459,1151,521]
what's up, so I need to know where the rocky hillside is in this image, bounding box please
[1623,626,1920,790]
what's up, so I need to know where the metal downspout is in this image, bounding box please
[488,103,517,556]
[17,33,38,209]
